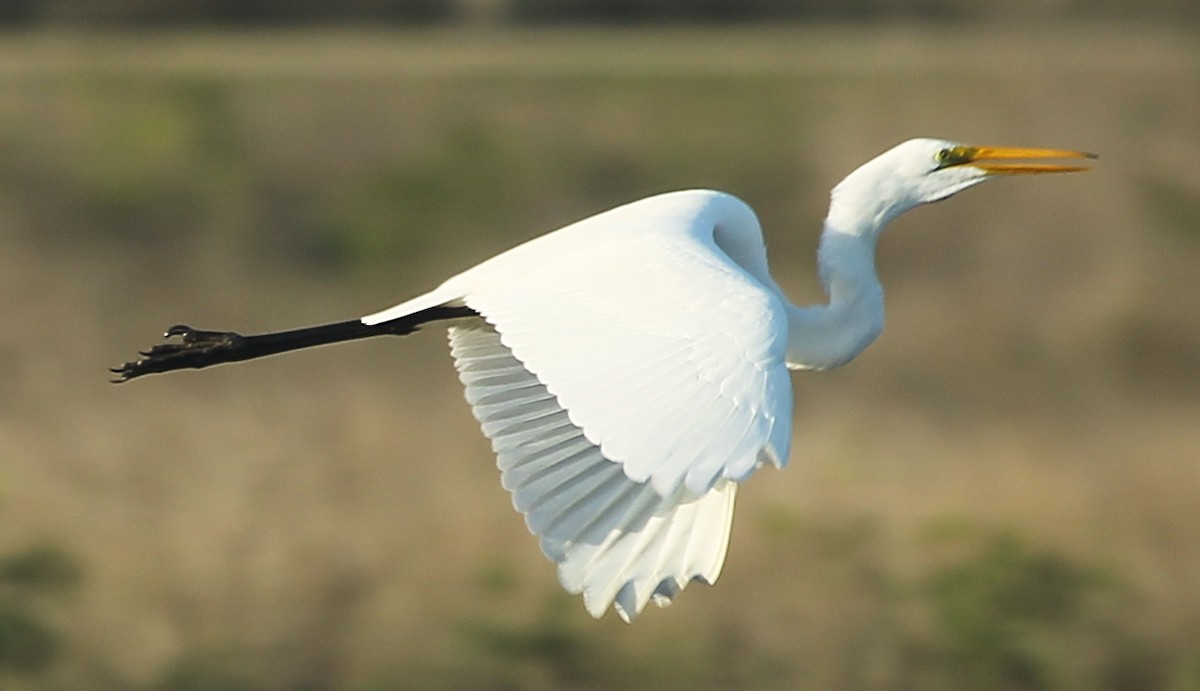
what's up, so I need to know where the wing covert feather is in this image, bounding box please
[448,191,793,496]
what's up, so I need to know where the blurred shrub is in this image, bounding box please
[1140,176,1200,243]
[2,70,811,281]
[753,510,1185,691]
[21,0,451,26]
[153,653,261,691]
[917,529,1110,690]
[0,604,59,674]
[0,542,84,593]
[5,0,1198,25]
[0,542,81,677]
[2,78,242,248]
[321,119,520,273]
[455,592,598,689]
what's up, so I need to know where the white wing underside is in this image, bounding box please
[451,324,736,621]
[365,190,796,620]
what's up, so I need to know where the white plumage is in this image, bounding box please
[116,138,1092,621]
[370,190,789,621]
[449,322,736,621]
[360,140,1091,620]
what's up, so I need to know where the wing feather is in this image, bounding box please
[445,192,793,496]
[450,323,738,621]
[386,190,796,620]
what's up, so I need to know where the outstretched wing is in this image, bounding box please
[450,324,737,621]
[367,190,794,619]
[448,190,794,497]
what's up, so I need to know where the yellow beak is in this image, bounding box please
[966,145,1097,175]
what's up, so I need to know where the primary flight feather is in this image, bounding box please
[113,138,1093,621]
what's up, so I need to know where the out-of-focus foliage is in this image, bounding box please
[915,528,1117,690]
[2,0,1197,26]
[0,543,81,678]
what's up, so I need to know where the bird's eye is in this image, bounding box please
[935,148,953,165]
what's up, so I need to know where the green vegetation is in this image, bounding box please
[1140,176,1200,244]
[3,0,1197,26]
[4,69,808,276]
[0,543,81,680]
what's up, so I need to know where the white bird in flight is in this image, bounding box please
[113,138,1093,622]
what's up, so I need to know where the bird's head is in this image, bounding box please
[829,138,1095,233]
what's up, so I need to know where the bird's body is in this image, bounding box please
[113,138,1093,621]
[375,191,792,620]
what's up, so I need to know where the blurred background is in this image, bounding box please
[1,2,1198,690]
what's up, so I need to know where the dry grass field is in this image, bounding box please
[1,24,1198,690]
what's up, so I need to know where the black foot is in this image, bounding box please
[110,325,246,383]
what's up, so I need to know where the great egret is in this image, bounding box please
[112,138,1093,621]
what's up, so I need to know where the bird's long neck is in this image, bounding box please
[784,206,886,371]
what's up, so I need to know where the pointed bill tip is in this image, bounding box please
[968,145,1096,175]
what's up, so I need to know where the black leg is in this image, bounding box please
[110,305,478,383]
